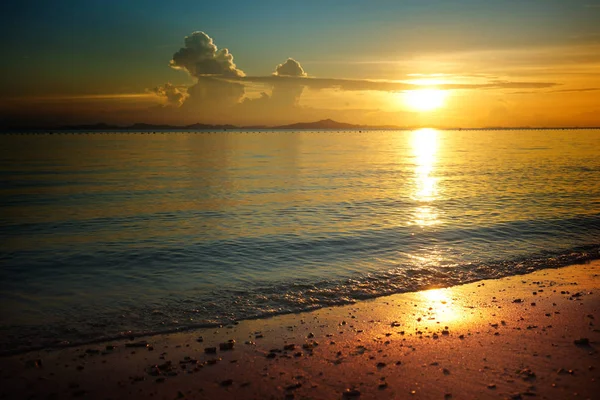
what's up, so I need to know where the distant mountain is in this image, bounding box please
[184,123,238,130]
[274,119,406,130]
[128,122,182,130]
[39,119,404,131]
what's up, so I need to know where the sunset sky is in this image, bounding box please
[2,0,600,128]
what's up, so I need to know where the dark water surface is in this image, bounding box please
[1,129,599,353]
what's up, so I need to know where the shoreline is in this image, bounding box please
[4,245,600,357]
[1,261,598,399]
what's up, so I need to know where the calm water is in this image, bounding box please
[1,129,600,353]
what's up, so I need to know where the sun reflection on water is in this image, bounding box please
[411,129,439,226]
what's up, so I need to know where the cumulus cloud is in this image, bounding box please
[274,58,307,77]
[271,81,305,106]
[170,31,244,78]
[148,83,188,107]
[165,31,247,114]
[269,58,307,106]
[183,77,245,109]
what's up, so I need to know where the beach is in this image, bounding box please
[2,261,598,400]
[3,1,600,398]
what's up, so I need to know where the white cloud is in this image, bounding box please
[170,31,245,78]
[274,58,307,77]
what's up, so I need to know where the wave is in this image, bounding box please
[1,243,599,356]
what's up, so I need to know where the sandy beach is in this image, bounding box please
[1,261,598,400]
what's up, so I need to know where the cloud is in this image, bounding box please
[510,87,600,95]
[151,30,562,124]
[549,87,600,93]
[235,76,559,92]
[165,32,247,114]
[148,83,188,106]
[274,58,307,77]
[268,58,308,106]
[170,31,244,78]
[183,77,245,110]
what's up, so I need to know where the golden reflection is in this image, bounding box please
[414,205,438,227]
[411,128,439,227]
[419,288,464,325]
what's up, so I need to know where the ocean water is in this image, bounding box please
[1,129,599,353]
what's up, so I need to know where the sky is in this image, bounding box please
[1,0,600,128]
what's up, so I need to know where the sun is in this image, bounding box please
[405,88,447,111]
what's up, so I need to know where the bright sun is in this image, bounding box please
[405,88,447,112]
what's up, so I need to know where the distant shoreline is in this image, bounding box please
[2,118,600,133]
[2,127,600,134]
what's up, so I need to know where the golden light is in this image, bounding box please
[418,288,466,326]
[411,128,438,202]
[414,205,438,227]
[421,288,449,303]
[405,88,447,111]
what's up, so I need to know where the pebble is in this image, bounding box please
[574,338,589,345]
[343,388,361,397]
[219,341,235,351]
[204,347,217,354]
[25,359,43,368]
[286,383,302,390]
[221,379,233,386]
[125,341,149,348]
[518,368,536,381]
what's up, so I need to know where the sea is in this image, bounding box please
[1,129,599,354]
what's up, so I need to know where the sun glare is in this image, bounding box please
[405,89,447,112]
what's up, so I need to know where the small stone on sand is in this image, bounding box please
[343,388,361,397]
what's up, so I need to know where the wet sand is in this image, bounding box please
[1,261,598,399]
